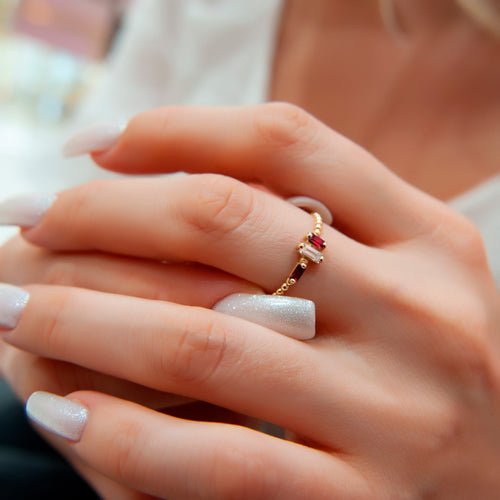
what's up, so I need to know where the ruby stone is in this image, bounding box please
[290,263,307,282]
[308,233,326,250]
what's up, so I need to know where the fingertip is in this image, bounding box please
[0,193,57,228]
[26,391,89,442]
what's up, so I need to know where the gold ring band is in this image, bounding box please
[273,212,326,295]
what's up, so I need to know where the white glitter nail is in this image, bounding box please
[0,284,30,330]
[213,293,315,340]
[0,193,57,228]
[26,392,88,442]
[62,121,127,158]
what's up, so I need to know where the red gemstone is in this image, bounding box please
[290,263,307,283]
[307,233,326,250]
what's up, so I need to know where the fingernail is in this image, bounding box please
[213,293,315,340]
[0,193,57,227]
[26,392,88,442]
[286,196,333,226]
[62,120,127,158]
[0,284,30,331]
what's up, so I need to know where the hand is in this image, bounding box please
[0,223,260,498]
[0,225,263,407]
[0,231,258,389]
[2,103,500,499]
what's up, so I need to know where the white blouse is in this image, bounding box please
[1,0,499,287]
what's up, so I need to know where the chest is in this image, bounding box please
[269,5,500,202]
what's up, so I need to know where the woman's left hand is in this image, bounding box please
[2,103,500,499]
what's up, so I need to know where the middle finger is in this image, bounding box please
[0,235,259,307]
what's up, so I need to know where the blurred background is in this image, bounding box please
[0,0,131,242]
[1,0,130,126]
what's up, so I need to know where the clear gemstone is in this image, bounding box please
[299,244,323,263]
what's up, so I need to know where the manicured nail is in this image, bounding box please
[213,293,315,340]
[0,193,57,227]
[26,392,88,442]
[286,196,333,226]
[0,284,30,330]
[62,120,127,158]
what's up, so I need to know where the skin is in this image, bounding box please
[1,1,500,498]
[272,0,500,200]
[0,105,500,499]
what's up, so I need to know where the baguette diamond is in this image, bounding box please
[299,243,324,264]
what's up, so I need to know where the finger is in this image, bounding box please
[5,285,378,447]
[2,345,264,430]
[2,347,190,410]
[34,427,153,500]
[3,346,256,429]
[0,235,259,307]
[26,391,369,500]
[18,176,374,318]
[89,103,444,243]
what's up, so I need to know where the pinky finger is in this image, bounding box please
[26,391,369,500]
[38,429,155,500]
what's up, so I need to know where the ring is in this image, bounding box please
[273,211,326,295]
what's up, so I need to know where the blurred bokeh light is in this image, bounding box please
[0,0,130,244]
[0,0,128,126]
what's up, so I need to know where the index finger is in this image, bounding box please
[70,103,446,245]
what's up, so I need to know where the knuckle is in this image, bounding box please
[185,174,257,239]
[253,102,321,154]
[428,402,465,456]
[167,311,231,388]
[444,315,494,392]
[411,395,464,456]
[108,420,147,485]
[66,180,108,230]
[375,266,495,393]
[423,292,494,394]
[39,288,72,352]
[208,445,276,500]
[447,213,487,261]
[139,106,174,133]
[428,208,488,267]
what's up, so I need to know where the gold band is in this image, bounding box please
[273,212,326,295]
